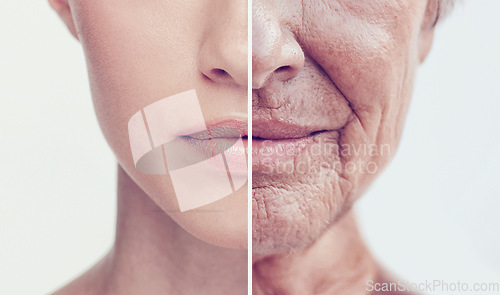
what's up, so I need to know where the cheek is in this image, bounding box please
[71,1,205,206]
[75,4,201,127]
[298,1,421,201]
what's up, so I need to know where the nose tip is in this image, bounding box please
[252,8,304,89]
[198,2,248,88]
[200,44,248,87]
[252,48,304,89]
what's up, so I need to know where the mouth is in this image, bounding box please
[252,119,335,167]
[172,120,248,175]
[174,119,334,172]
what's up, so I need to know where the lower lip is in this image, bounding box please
[252,136,314,168]
[180,137,248,176]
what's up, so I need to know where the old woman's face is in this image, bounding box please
[252,0,436,254]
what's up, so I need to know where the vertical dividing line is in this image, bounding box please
[247,0,253,293]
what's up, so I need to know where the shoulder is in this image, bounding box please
[51,258,110,295]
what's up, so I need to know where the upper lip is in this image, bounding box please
[253,118,326,140]
[179,120,248,140]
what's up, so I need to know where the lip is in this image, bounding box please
[174,120,248,176]
[252,119,332,169]
[174,118,333,172]
[178,119,248,139]
[253,119,323,140]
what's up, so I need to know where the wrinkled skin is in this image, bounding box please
[252,0,437,255]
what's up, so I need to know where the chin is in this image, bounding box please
[252,179,349,256]
[169,183,249,249]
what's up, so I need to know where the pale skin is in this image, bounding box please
[54,167,247,295]
[50,0,442,293]
[50,0,248,294]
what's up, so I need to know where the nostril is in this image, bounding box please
[272,65,298,83]
[212,68,229,78]
[275,66,291,72]
[204,68,232,83]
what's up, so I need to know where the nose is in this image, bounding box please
[252,3,304,89]
[198,0,248,88]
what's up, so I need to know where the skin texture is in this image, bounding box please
[49,0,248,294]
[66,0,248,249]
[252,0,439,293]
[253,0,436,255]
[48,0,448,293]
[55,167,248,295]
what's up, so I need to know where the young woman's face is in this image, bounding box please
[66,0,248,248]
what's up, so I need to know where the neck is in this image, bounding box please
[97,165,247,295]
[252,211,378,295]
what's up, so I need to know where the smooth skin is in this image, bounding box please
[49,0,248,294]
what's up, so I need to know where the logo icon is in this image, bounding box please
[128,90,247,212]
